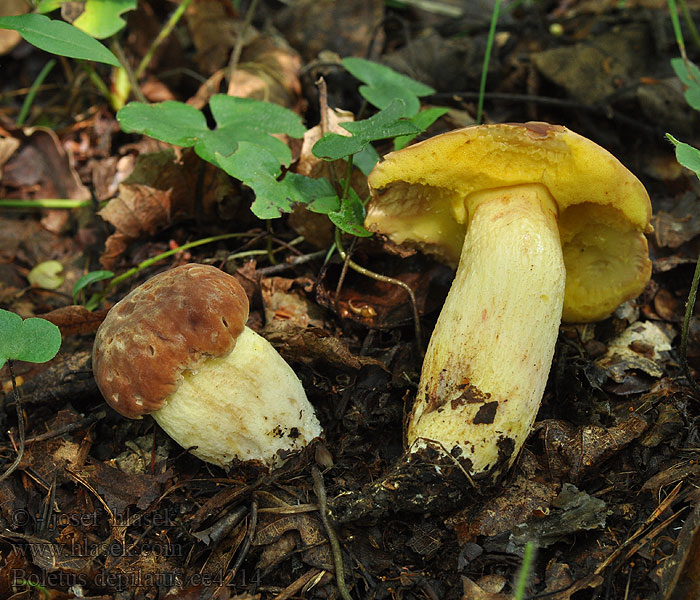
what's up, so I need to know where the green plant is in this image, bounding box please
[0,309,61,370]
[0,309,61,483]
[117,60,444,236]
[665,1,700,394]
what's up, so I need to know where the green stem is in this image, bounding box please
[679,0,700,52]
[668,0,689,63]
[0,199,92,209]
[680,253,700,395]
[477,0,501,124]
[136,0,194,79]
[81,63,117,107]
[110,39,147,104]
[17,59,55,127]
[513,541,535,600]
[106,232,247,291]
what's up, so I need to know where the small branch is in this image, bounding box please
[334,229,423,355]
[225,0,261,88]
[0,361,26,483]
[312,466,353,600]
[680,253,700,396]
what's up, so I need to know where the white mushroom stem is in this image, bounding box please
[151,327,321,468]
[407,183,566,476]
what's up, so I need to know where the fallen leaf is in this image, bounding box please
[536,414,649,482]
[97,149,235,268]
[41,305,109,337]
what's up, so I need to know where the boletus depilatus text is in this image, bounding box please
[330,122,652,521]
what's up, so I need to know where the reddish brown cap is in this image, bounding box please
[93,264,249,418]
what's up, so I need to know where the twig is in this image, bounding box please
[312,466,353,600]
[212,497,258,599]
[25,409,106,443]
[680,253,700,396]
[0,361,26,483]
[225,0,261,88]
[334,229,423,355]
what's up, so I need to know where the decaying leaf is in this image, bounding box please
[97,149,235,268]
[261,276,327,328]
[536,414,648,482]
[254,512,333,571]
[596,320,675,383]
[507,484,609,554]
[263,321,384,371]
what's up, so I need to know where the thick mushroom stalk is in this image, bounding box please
[407,184,565,474]
[151,326,319,466]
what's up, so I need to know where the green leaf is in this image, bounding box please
[313,99,419,161]
[328,188,372,237]
[216,144,338,219]
[27,260,64,290]
[352,144,380,176]
[37,0,63,12]
[671,57,700,112]
[73,0,138,39]
[0,309,61,369]
[117,95,305,167]
[73,270,114,303]
[117,101,208,145]
[342,57,434,117]
[667,134,700,177]
[394,106,449,150]
[0,14,120,66]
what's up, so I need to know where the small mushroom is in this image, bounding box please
[92,264,322,468]
[366,122,652,478]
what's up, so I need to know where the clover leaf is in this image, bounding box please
[0,309,61,369]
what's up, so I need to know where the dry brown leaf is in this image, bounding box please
[2,127,90,202]
[0,135,20,177]
[254,512,333,571]
[274,0,384,63]
[228,34,303,111]
[97,150,235,268]
[261,276,327,328]
[461,575,509,600]
[536,414,649,482]
[263,321,384,371]
[0,0,27,55]
[41,305,109,337]
[186,0,247,75]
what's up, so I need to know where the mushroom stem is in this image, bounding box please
[151,326,321,467]
[407,183,566,476]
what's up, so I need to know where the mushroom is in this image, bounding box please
[365,122,652,478]
[92,263,322,468]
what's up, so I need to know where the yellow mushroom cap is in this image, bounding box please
[366,122,653,322]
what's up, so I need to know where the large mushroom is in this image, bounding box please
[365,122,652,478]
[92,263,322,468]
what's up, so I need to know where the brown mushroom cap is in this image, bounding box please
[93,264,249,418]
[366,122,653,322]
